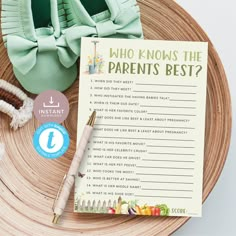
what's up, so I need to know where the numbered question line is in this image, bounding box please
[141,189,193,192]
[140,181,194,185]
[136,173,194,177]
[93,136,196,142]
[133,91,197,95]
[95,124,195,130]
[140,105,196,109]
[147,113,196,117]
[135,83,198,88]
[135,195,193,199]
[142,160,195,163]
[148,153,195,156]
[147,145,195,148]
[136,166,194,170]
[170,99,197,102]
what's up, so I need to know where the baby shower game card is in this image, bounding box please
[75,37,208,217]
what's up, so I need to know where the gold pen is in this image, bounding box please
[52,111,96,224]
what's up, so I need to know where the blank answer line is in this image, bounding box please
[137,166,194,170]
[147,113,196,117]
[95,124,195,130]
[135,195,192,199]
[142,159,195,163]
[133,91,196,95]
[147,145,195,149]
[149,153,195,156]
[141,105,196,109]
[142,188,193,192]
[93,136,195,142]
[136,173,194,177]
[141,181,194,185]
[136,83,197,88]
[170,99,197,102]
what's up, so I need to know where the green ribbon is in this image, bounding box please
[65,6,142,55]
[7,34,78,75]
[6,2,141,75]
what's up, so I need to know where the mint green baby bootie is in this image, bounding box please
[1,0,78,94]
[64,0,144,56]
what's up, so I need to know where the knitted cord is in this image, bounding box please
[0,88,24,109]
[0,80,34,130]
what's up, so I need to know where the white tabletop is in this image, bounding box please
[174,1,236,235]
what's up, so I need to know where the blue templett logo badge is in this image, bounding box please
[33,122,70,159]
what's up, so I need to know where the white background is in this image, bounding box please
[174,1,236,236]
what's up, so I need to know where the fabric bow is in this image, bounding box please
[65,6,142,56]
[6,34,78,75]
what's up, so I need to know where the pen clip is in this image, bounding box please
[52,174,67,211]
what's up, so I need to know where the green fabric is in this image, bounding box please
[2,0,77,94]
[2,0,143,94]
[80,0,108,16]
[64,0,143,56]
[7,31,78,75]
[13,57,77,94]
[7,28,78,94]
[31,0,51,28]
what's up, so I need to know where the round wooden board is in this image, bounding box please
[0,0,232,235]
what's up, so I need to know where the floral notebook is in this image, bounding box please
[75,37,208,217]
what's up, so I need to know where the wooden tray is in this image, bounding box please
[0,0,232,235]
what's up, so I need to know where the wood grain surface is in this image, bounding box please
[0,0,232,235]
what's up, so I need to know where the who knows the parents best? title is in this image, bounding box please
[108,48,204,78]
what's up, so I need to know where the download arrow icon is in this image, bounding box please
[49,97,54,104]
